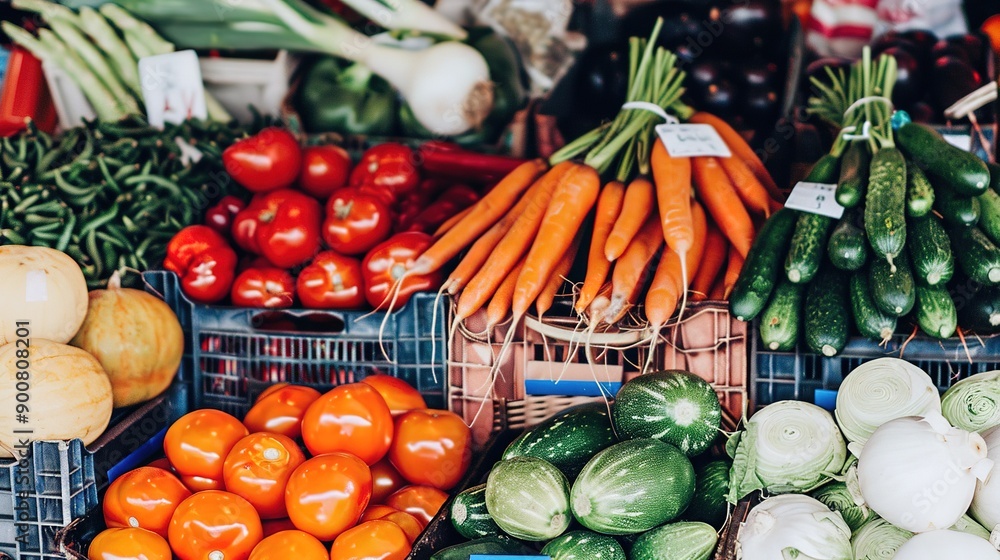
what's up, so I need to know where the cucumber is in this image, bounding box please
[541,530,626,560]
[870,251,915,316]
[485,457,571,541]
[897,122,991,196]
[989,161,1000,193]
[430,536,535,560]
[908,214,954,286]
[935,183,981,227]
[906,160,935,217]
[958,286,1000,334]
[915,284,958,339]
[611,370,722,457]
[629,521,718,560]
[850,271,897,344]
[865,147,908,266]
[836,141,869,208]
[804,266,849,356]
[827,209,868,271]
[450,484,500,539]
[502,402,615,479]
[683,460,731,529]
[758,278,803,351]
[729,208,798,321]
[786,213,834,283]
[977,188,1000,246]
[570,439,695,535]
[949,226,1000,286]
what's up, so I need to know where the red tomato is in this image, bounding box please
[231,267,296,308]
[243,385,322,439]
[284,453,372,541]
[248,530,329,560]
[300,383,394,465]
[296,251,366,309]
[261,518,297,538]
[224,128,302,193]
[349,143,419,196]
[330,520,411,560]
[168,491,263,560]
[164,409,249,481]
[322,188,393,256]
[253,189,323,269]
[232,196,265,254]
[362,232,442,310]
[360,374,426,415]
[369,458,408,504]
[88,528,171,560]
[163,225,238,304]
[103,467,190,538]
[205,195,247,236]
[383,486,448,527]
[299,145,351,199]
[389,409,472,490]
[223,433,307,519]
[357,183,397,208]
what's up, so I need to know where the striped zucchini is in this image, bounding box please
[629,521,718,560]
[864,147,907,266]
[502,402,615,479]
[541,530,626,560]
[485,457,571,541]
[451,484,500,539]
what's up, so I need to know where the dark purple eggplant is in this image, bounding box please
[899,29,938,58]
[871,31,916,57]
[931,40,972,66]
[620,1,711,52]
[698,78,737,119]
[741,58,780,89]
[931,56,982,113]
[573,44,630,123]
[713,0,783,55]
[944,34,986,73]
[688,59,730,89]
[741,85,780,127]
[882,46,923,108]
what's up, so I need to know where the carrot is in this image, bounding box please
[413,159,547,275]
[718,153,772,216]
[644,200,709,328]
[688,111,783,202]
[605,212,664,324]
[486,258,525,329]
[433,206,473,237]
[587,281,614,324]
[456,163,574,320]
[689,223,728,301]
[693,156,755,259]
[707,269,727,301]
[651,139,693,255]
[722,245,745,299]
[576,181,626,314]
[604,176,656,261]
[536,236,580,318]
[512,164,601,318]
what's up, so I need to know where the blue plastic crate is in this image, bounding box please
[0,47,9,91]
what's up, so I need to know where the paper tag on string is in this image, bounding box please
[655,123,732,158]
[784,182,844,219]
[942,133,972,151]
[139,50,207,128]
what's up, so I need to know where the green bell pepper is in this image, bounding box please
[297,57,398,136]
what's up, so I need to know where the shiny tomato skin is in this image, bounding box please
[360,504,398,522]
[284,453,372,541]
[369,457,408,504]
[362,508,423,543]
[223,433,307,519]
[389,409,472,490]
[180,475,225,492]
[248,530,329,560]
[223,127,302,193]
[243,385,322,439]
[168,490,263,560]
[253,189,323,269]
[322,188,393,256]
[144,458,174,472]
[330,520,411,560]
[103,467,191,538]
[164,409,249,481]
[348,143,419,196]
[88,527,171,560]
[300,383,394,465]
[383,486,448,527]
[261,518,297,537]
[300,145,351,199]
[231,267,296,308]
[360,374,426,415]
[296,251,366,309]
[362,232,441,310]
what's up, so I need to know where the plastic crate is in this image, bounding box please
[142,270,448,419]
[449,301,748,448]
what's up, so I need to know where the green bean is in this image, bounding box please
[55,214,76,252]
[12,194,40,214]
[85,229,103,277]
[53,169,98,197]
[96,156,122,194]
[79,205,118,237]
[1,229,26,244]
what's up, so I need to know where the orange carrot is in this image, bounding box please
[693,156,755,259]
[689,111,783,202]
[719,154,772,216]
[644,201,708,327]
[414,159,547,274]
[604,176,656,261]
[587,281,614,323]
[512,164,601,318]
[456,163,574,320]
[722,245,745,299]
[486,258,525,329]
[576,181,626,314]
[689,223,728,301]
[434,206,473,237]
[707,269,727,301]
[605,212,664,324]
[536,236,580,318]
[651,139,694,256]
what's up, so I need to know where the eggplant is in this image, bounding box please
[741,58,780,90]
[620,1,711,52]
[944,33,986,73]
[899,29,938,59]
[931,40,972,66]
[573,44,630,124]
[881,47,923,108]
[688,59,730,90]
[697,78,737,119]
[713,0,783,56]
[741,85,780,127]
[931,56,982,113]
[871,30,915,57]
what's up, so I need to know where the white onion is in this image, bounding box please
[736,494,852,560]
[892,530,1000,560]
[971,425,1000,534]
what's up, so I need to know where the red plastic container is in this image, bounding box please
[0,47,56,136]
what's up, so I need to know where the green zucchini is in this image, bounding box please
[988,161,1000,193]
[958,286,1000,334]
[629,521,718,560]
[485,457,571,541]
[804,266,849,356]
[905,160,935,217]
[450,484,500,539]
[502,402,615,479]
[864,147,907,266]
[897,122,991,196]
[728,208,798,321]
[908,214,954,286]
[949,226,1000,285]
[836,141,869,208]
[870,251,916,316]
[786,213,834,283]
[849,271,897,344]
[541,530,626,560]
[758,278,803,351]
[683,460,731,529]
[977,188,1000,246]
[430,536,535,560]
[827,209,868,271]
[915,284,958,339]
[935,183,981,227]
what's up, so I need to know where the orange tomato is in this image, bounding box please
[330,520,410,560]
[179,475,225,492]
[224,432,306,519]
[164,409,248,481]
[365,509,423,543]
[88,527,171,560]
[369,458,408,504]
[389,409,471,490]
[145,458,174,472]
[383,486,448,527]
[168,490,263,560]
[244,385,322,439]
[284,453,372,541]
[261,518,297,537]
[360,374,426,414]
[983,15,1000,54]
[103,467,191,538]
[360,505,398,522]
[301,383,393,465]
[248,530,328,560]
[256,382,290,401]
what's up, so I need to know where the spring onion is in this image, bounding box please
[971,425,1000,534]
[942,371,1000,434]
[78,6,141,95]
[736,494,852,560]
[851,517,913,559]
[811,481,875,532]
[892,530,1000,559]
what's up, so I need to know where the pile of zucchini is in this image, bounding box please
[732,121,1000,356]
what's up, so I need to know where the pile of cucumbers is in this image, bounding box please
[731,121,1000,356]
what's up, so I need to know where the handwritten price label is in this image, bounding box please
[139,50,207,128]
[655,123,732,158]
[784,182,844,219]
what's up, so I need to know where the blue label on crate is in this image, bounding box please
[523,359,623,397]
[814,389,838,412]
[107,427,168,483]
[470,556,550,560]
[525,379,620,397]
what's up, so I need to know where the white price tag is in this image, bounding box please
[942,133,972,151]
[139,50,207,128]
[655,123,732,158]
[784,182,844,219]
[24,269,47,302]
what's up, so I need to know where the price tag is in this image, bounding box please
[784,182,844,219]
[138,50,207,128]
[655,123,732,158]
[942,133,972,151]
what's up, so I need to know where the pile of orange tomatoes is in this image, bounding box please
[87,375,473,560]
